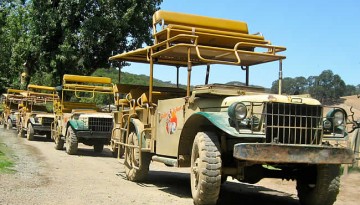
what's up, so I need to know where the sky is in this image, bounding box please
[120,0,360,88]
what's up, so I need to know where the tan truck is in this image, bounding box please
[17,85,58,140]
[1,89,26,130]
[109,10,355,205]
[51,74,114,155]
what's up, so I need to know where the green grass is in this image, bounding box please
[0,143,15,173]
[348,166,360,173]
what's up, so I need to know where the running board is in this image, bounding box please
[152,155,178,167]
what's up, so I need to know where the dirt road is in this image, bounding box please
[0,128,359,205]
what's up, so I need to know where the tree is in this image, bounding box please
[308,70,346,103]
[271,76,308,95]
[0,0,162,91]
[0,0,32,91]
[29,0,162,85]
[345,85,357,96]
[271,70,351,103]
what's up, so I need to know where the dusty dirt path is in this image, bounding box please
[0,127,359,205]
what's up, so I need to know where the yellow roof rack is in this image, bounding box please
[110,10,286,66]
[62,84,113,93]
[28,84,56,92]
[153,10,249,35]
[7,89,26,94]
[63,74,112,85]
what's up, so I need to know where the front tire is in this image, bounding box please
[190,132,222,205]
[27,123,35,141]
[94,143,104,153]
[18,129,25,138]
[296,165,341,205]
[7,119,12,130]
[124,131,151,182]
[65,127,78,155]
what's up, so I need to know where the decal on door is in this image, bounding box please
[160,106,182,135]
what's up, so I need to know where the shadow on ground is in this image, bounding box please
[117,169,299,205]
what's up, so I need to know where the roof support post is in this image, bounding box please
[278,59,283,95]
[176,66,180,88]
[149,50,154,103]
[187,47,192,97]
[205,64,210,85]
[245,66,249,86]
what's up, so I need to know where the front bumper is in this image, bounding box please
[33,124,51,132]
[75,130,111,140]
[233,143,355,164]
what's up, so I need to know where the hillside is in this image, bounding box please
[93,68,185,88]
[328,95,360,120]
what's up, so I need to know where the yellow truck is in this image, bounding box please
[109,10,355,205]
[1,89,26,130]
[51,74,114,154]
[17,85,58,140]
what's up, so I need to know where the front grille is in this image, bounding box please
[89,117,112,132]
[265,102,323,145]
[42,117,53,125]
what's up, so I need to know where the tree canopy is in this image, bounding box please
[0,0,162,92]
[271,69,357,103]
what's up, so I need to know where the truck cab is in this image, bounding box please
[109,10,355,205]
[51,74,114,155]
[17,84,58,140]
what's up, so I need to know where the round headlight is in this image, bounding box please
[333,110,344,126]
[228,102,247,120]
[323,120,332,129]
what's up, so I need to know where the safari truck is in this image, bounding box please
[51,74,114,155]
[17,85,58,140]
[109,10,355,205]
[1,89,26,130]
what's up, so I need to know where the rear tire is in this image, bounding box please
[27,123,35,141]
[296,165,341,205]
[125,131,151,182]
[7,119,12,130]
[94,143,104,153]
[111,141,125,158]
[52,128,64,150]
[190,132,222,205]
[45,132,51,140]
[65,127,78,155]
[18,129,25,138]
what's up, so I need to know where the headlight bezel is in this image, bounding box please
[228,102,248,121]
[326,108,347,127]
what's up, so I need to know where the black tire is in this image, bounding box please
[65,127,78,155]
[7,119,12,130]
[52,128,64,150]
[27,123,35,141]
[45,132,51,140]
[190,132,222,205]
[125,131,151,182]
[18,129,25,138]
[111,141,125,158]
[296,165,341,205]
[94,143,104,153]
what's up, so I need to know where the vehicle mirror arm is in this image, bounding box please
[347,106,360,133]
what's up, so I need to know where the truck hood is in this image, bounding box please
[222,94,321,107]
[77,112,113,118]
[34,113,54,118]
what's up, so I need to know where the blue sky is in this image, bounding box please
[121,0,360,88]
